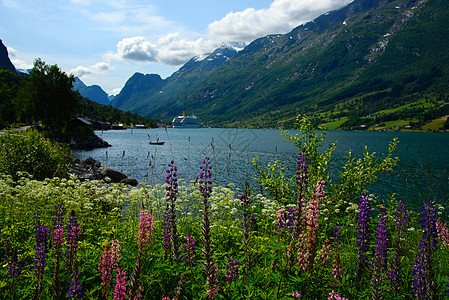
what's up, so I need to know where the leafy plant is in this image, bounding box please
[0,129,69,180]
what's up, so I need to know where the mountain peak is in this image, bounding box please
[0,40,16,72]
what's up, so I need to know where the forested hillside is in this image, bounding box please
[110,0,449,131]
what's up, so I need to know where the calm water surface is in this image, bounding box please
[72,128,449,208]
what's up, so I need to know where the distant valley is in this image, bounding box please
[109,0,449,131]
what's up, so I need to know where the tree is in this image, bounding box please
[27,58,79,134]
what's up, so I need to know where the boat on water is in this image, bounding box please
[149,141,165,145]
[172,111,202,128]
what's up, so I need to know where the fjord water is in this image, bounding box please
[72,128,449,208]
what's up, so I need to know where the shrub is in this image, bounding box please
[0,129,68,180]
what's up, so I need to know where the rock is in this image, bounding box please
[69,156,138,185]
[82,157,101,168]
[120,178,138,186]
[100,166,128,183]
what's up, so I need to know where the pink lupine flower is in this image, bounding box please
[113,268,126,300]
[98,239,120,297]
[436,219,449,249]
[138,209,155,251]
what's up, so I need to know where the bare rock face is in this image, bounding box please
[0,39,16,72]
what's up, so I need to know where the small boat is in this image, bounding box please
[149,141,165,145]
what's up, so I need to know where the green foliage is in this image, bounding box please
[253,115,399,208]
[334,138,399,202]
[24,58,79,134]
[0,124,448,299]
[0,130,69,180]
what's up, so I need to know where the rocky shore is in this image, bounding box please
[69,156,138,186]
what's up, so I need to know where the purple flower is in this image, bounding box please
[357,194,371,261]
[182,235,196,266]
[34,207,49,277]
[412,199,438,298]
[371,208,388,298]
[386,200,409,292]
[275,207,296,237]
[165,160,180,261]
[67,271,83,299]
[355,193,371,290]
[199,157,213,199]
[296,148,309,191]
[293,149,309,240]
[66,210,81,274]
[225,258,239,282]
[7,250,21,279]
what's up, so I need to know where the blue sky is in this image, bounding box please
[0,0,351,95]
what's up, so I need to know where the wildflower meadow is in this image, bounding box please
[1,116,449,299]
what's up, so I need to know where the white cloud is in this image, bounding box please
[106,35,217,67]
[207,0,352,42]
[157,33,218,66]
[100,0,351,67]
[6,47,32,70]
[115,36,159,62]
[70,62,113,77]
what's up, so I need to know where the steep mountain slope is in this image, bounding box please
[74,77,110,106]
[0,39,16,72]
[111,0,449,128]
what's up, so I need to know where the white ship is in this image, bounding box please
[172,111,202,128]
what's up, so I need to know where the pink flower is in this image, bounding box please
[99,240,120,293]
[292,291,301,298]
[328,290,348,300]
[138,209,155,250]
[113,268,126,300]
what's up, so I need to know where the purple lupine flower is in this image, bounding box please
[7,250,21,279]
[275,207,296,237]
[66,210,81,274]
[33,206,49,298]
[199,157,213,199]
[332,226,343,284]
[293,149,309,240]
[371,208,388,299]
[67,271,83,299]
[199,157,217,296]
[166,160,180,261]
[355,193,371,290]
[296,148,309,192]
[34,207,49,276]
[387,200,409,293]
[225,258,240,282]
[412,199,438,299]
[357,194,371,259]
[52,205,65,299]
[182,235,196,266]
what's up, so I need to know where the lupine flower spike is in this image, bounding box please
[387,200,409,294]
[182,235,196,267]
[52,205,65,299]
[332,226,344,285]
[33,206,49,299]
[412,199,438,299]
[199,157,219,298]
[138,209,155,252]
[98,239,120,299]
[371,208,388,300]
[166,160,180,261]
[355,193,371,291]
